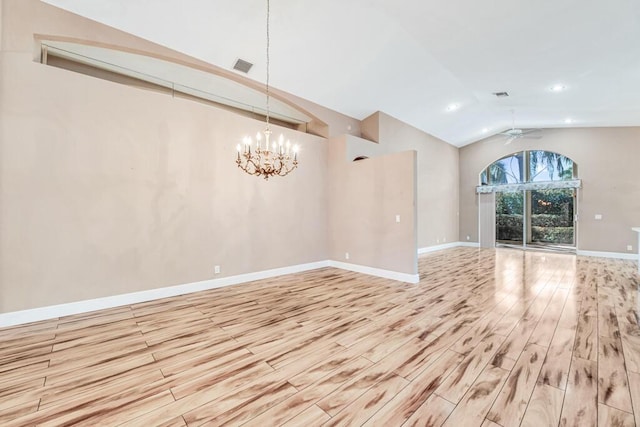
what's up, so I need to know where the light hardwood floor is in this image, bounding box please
[1,247,639,426]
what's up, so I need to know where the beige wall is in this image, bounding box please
[0,0,422,313]
[328,136,417,275]
[0,0,334,312]
[359,112,459,249]
[459,127,640,253]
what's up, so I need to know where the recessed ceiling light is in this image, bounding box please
[446,103,459,112]
[564,118,573,124]
[482,128,489,134]
[550,84,566,92]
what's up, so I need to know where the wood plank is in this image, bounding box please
[0,400,40,424]
[280,405,329,426]
[574,314,597,361]
[315,365,397,416]
[184,381,297,426]
[490,317,538,369]
[392,333,460,381]
[538,326,576,389]
[597,404,634,427]
[618,320,640,373]
[598,336,633,413]
[442,365,510,427]
[286,347,364,390]
[39,367,166,411]
[597,304,620,339]
[242,357,373,426]
[487,343,546,427]
[436,334,505,403]
[401,394,455,427]
[449,311,504,356]
[520,383,564,427]
[627,371,640,427]
[559,357,597,427]
[322,374,408,426]
[364,350,463,426]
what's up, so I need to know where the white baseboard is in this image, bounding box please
[457,242,481,248]
[328,260,419,284]
[0,260,330,328]
[576,250,638,260]
[418,241,480,254]
[0,258,422,328]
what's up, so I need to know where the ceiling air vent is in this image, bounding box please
[233,58,253,73]
[493,91,509,97]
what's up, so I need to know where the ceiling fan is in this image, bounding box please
[500,110,542,144]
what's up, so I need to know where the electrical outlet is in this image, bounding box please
[466,235,470,241]
[395,215,401,223]
[595,214,603,220]
[214,265,220,274]
[627,245,633,251]
[345,252,350,260]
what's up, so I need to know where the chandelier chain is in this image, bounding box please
[265,0,270,128]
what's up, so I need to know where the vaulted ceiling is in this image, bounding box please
[42,0,640,146]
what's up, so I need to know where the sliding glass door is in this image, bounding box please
[495,188,575,250]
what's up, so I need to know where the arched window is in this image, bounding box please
[480,151,575,185]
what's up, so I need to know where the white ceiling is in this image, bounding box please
[42,0,640,147]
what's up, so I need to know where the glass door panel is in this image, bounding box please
[495,191,524,246]
[529,189,575,247]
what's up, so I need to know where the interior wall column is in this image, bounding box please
[479,192,496,248]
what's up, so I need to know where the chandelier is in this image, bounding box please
[236,0,298,180]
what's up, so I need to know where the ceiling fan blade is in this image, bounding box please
[505,136,516,145]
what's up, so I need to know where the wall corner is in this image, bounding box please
[360,111,380,143]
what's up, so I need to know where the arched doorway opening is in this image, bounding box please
[477,150,580,252]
